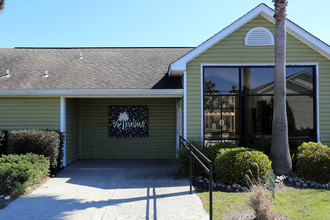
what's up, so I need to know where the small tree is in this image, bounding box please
[270,0,292,175]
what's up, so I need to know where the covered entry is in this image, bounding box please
[65,97,182,164]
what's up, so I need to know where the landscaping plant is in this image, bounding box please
[9,129,64,174]
[214,147,272,186]
[295,142,330,182]
[176,140,205,177]
[249,184,276,220]
[0,130,6,156]
[0,153,50,197]
[203,142,238,163]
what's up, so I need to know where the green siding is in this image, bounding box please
[66,98,80,165]
[186,15,330,144]
[80,98,176,159]
[0,97,60,130]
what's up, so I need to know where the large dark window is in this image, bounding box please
[203,66,316,146]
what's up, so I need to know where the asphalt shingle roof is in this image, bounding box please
[0,47,193,90]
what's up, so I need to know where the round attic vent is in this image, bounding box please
[245,27,274,46]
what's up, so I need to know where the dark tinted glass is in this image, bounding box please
[204,96,239,109]
[286,96,314,137]
[204,67,239,94]
[286,67,313,94]
[242,67,274,94]
[243,96,273,138]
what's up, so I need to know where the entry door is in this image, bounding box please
[176,100,183,153]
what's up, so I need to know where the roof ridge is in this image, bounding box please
[14,47,195,49]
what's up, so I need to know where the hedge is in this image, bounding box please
[0,130,6,156]
[204,142,239,163]
[214,147,272,186]
[296,142,330,183]
[9,129,64,174]
[176,140,205,177]
[0,153,50,197]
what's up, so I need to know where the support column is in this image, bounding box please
[60,97,66,167]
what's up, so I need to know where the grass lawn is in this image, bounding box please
[197,189,330,220]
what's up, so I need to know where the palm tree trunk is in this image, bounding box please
[270,0,292,175]
[0,0,5,12]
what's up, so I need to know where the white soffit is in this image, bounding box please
[169,4,330,76]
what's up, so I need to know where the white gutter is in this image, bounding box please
[0,89,184,97]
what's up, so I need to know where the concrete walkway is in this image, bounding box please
[0,160,208,220]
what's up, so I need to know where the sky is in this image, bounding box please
[0,0,329,48]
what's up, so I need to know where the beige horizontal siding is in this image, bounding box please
[0,97,60,130]
[186,15,330,144]
[80,98,177,159]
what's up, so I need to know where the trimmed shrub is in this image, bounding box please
[176,140,205,177]
[9,129,64,173]
[0,130,6,156]
[204,142,239,163]
[214,147,272,186]
[0,153,50,196]
[296,142,330,183]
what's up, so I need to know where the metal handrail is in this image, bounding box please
[179,136,213,220]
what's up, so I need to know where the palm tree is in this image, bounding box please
[0,0,4,12]
[270,0,292,175]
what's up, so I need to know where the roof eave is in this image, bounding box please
[168,3,330,76]
[0,89,184,98]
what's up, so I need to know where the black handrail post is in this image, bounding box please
[209,162,213,220]
[189,147,193,194]
[179,136,213,219]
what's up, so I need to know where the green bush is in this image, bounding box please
[296,142,330,183]
[9,129,64,173]
[0,130,5,156]
[214,147,272,186]
[204,142,239,163]
[0,153,50,196]
[176,140,205,177]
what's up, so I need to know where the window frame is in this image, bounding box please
[202,64,318,146]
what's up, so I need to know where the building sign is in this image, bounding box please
[108,105,149,137]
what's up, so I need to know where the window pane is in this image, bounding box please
[243,96,273,138]
[204,108,240,140]
[287,96,314,137]
[205,139,240,147]
[243,67,274,94]
[204,96,239,109]
[286,67,313,94]
[204,67,239,94]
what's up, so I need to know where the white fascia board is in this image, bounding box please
[0,89,184,98]
[169,3,330,75]
[286,20,330,59]
[169,4,273,75]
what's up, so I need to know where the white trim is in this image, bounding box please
[0,89,184,98]
[79,99,82,159]
[200,65,204,146]
[316,63,320,142]
[176,99,183,157]
[169,4,330,75]
[200,63,320,142]
[60,97,66,167]
[245,27,274,46]
[184,71,187,139]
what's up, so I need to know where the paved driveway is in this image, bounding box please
[0,160,208,220]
